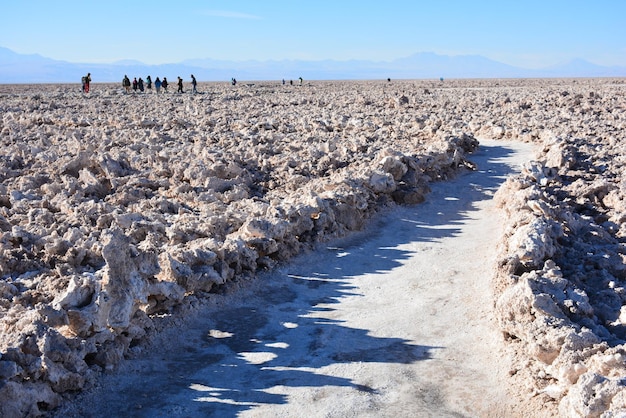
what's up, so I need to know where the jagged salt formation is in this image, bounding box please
[1,78,625,417]
[0,80,478,416]
[494,85,626,417]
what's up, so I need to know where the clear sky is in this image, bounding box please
[1,0,624,68]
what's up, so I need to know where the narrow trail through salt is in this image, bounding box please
[55,139,535,418]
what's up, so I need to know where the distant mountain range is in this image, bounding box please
[1,46,625,84]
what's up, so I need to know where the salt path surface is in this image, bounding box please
[52,139,534,418]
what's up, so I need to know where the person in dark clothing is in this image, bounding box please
[162,77,169,92]
[132,77,138,92]
[154,77,161,93]
[177,76,184,93]
[191,74,197,93]
[138,77,144,92]
[122,75,131,93]
[146,75,152,91]
[82,73,91,93]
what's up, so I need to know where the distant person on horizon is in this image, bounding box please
[132,77,138,92]
[81,72,91,93]
[231,77,237,86]
[155,77,162,93]
[138,77,144,92]
[146,75,152,91]
[299,77,303,85]
[162,77,168,92]
[177,76,184,93]
[122,75,131,93]
[191,74,197,93]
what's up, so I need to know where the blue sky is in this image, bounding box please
[1,0,624,68]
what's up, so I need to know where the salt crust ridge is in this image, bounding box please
[492,85,626,416]
[0,78,625,417]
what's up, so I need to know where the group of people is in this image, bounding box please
[281,77,304,86]
[122,75,149,93]
[81,74,197,94]
[121,74,198,94]
[81,73,307,94]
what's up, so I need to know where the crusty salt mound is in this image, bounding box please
[492,83,626,417]
[0,80,478,416]
[1,78,625,417]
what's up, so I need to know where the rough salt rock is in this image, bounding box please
[559,373,626,418]
[52,273,98,311]
[521,160,558,186]
[542,137,577,171]
[100,230,149,329]
[392,187,428,205]
[157,251,223,292]
[379,155,408,181]
[239,218,283,239]
[0,381,60,418]
[492,125,506,138]
[368,171,396,193]
[506,218,562,268]
[98,229,184,328]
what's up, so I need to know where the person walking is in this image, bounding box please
[146,75,152,91]
[82,72,91,93]
[162,77,168,92]
[177,76,184,93]
[190,74,197,93]
[122,75,131,93]
[132,77,138,92]
[154,77,162,93]
[138,77,144,92]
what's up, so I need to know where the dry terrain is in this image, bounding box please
[1,78,625,417]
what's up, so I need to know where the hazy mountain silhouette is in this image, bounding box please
[541,58,626,78]
[1,46,624,84]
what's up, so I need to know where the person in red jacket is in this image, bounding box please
[82,73,91,93]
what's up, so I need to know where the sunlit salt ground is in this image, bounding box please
[1,79,625,417]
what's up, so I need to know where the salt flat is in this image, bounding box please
[1,79,625,417]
